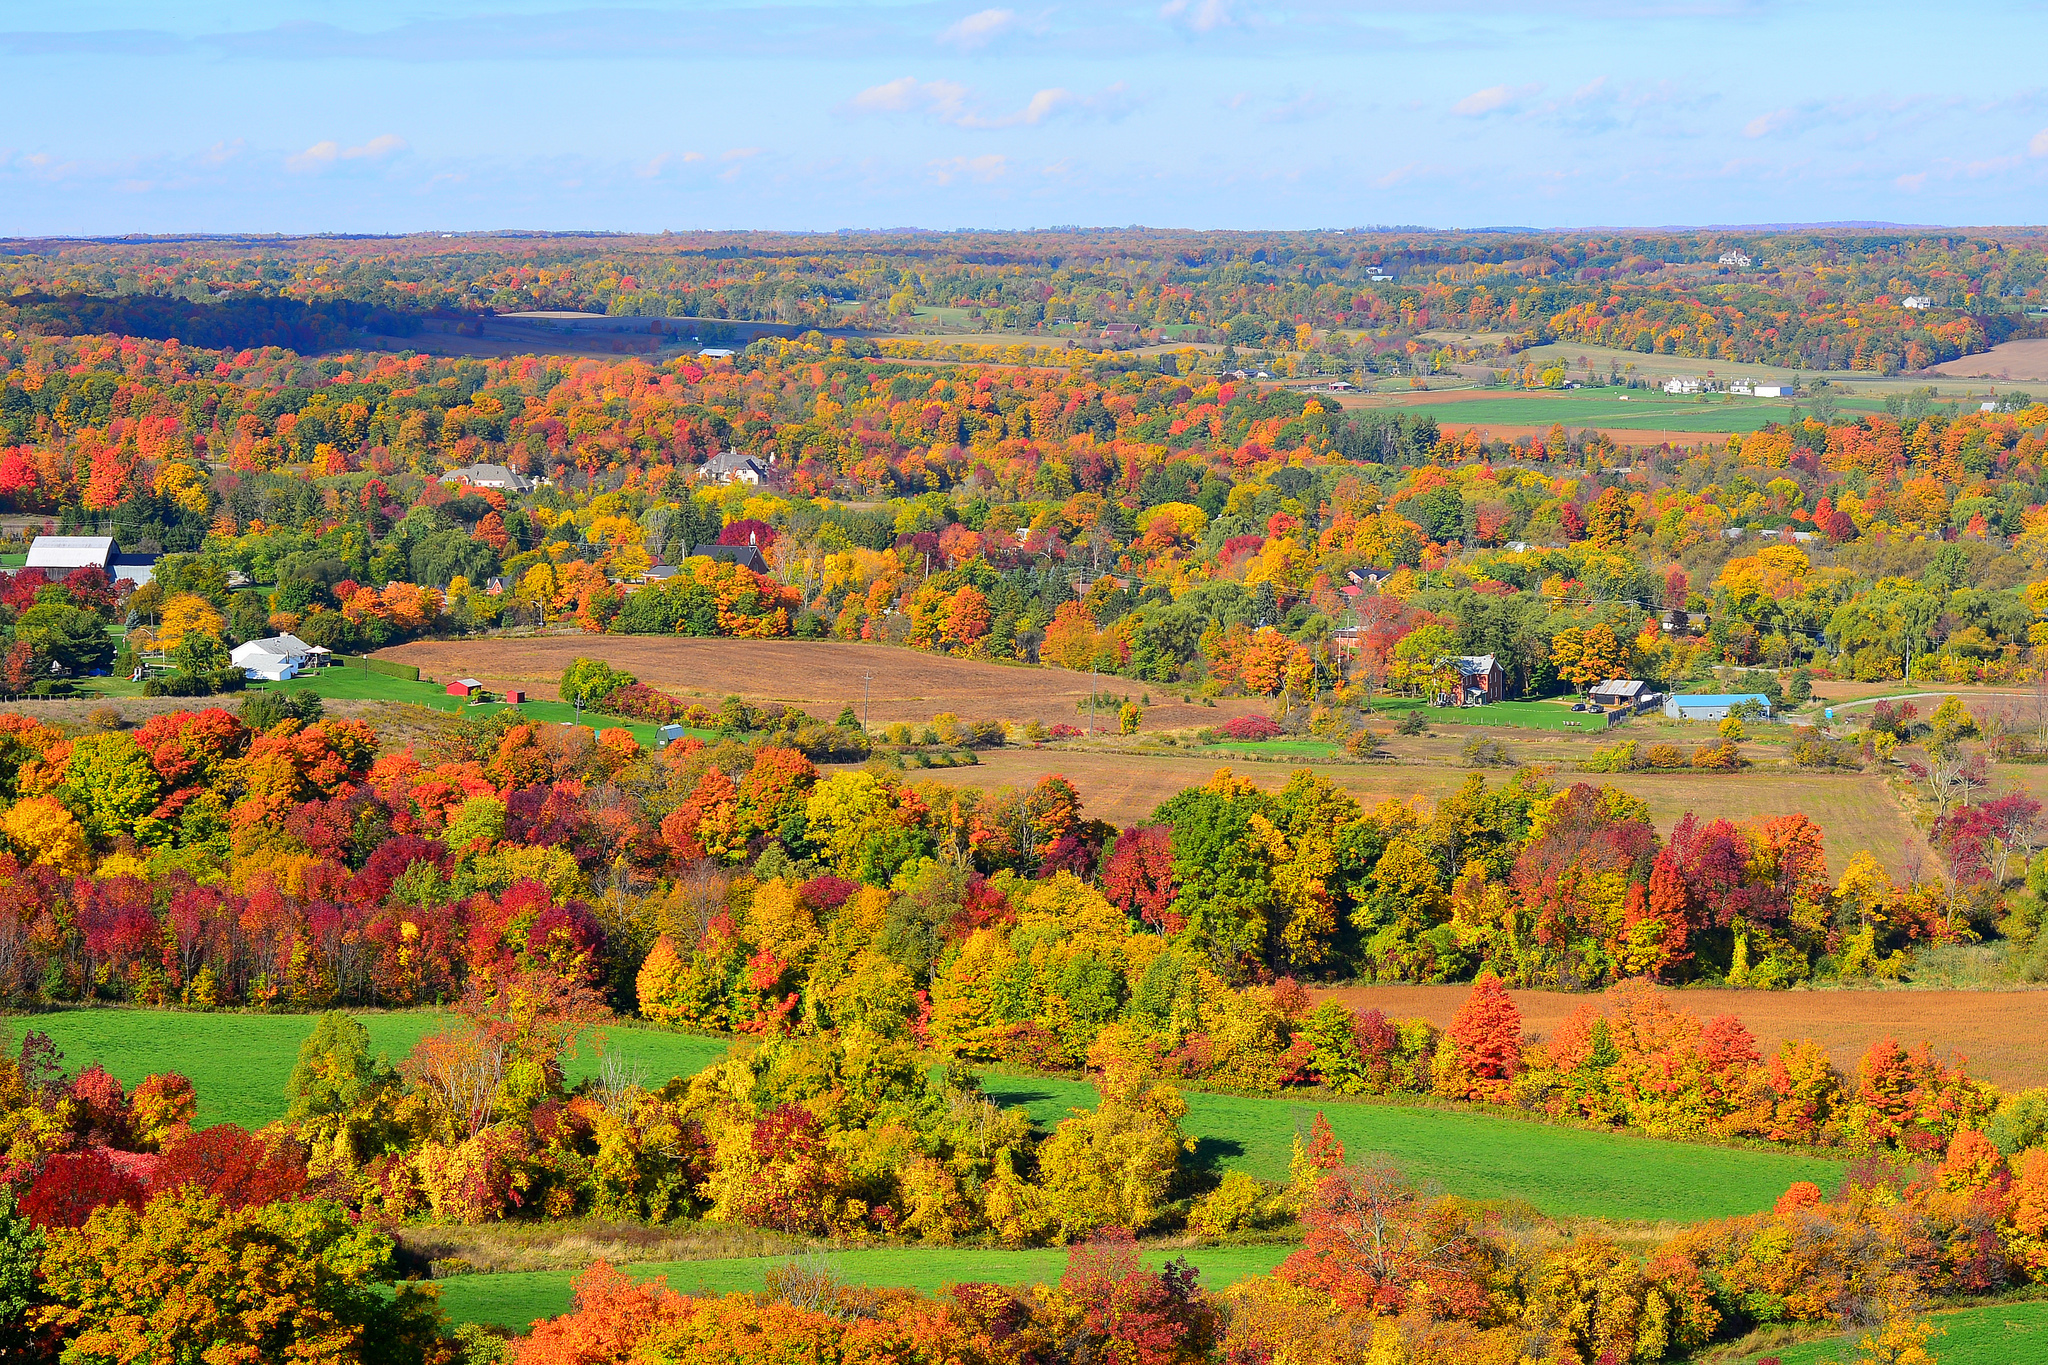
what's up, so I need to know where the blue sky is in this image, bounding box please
[4,0,2047,233]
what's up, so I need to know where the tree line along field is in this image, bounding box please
[374,634,1926,878]
[911,745,1924,878]
[1305,985,2048,1093]
[435,1244,1298,1332]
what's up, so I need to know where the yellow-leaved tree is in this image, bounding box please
[154,593,225,655]
[35,1187,449,1362]
[0,795,89,874]
[1551,623,1629,692]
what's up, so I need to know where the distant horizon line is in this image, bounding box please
[6,220,2047,246]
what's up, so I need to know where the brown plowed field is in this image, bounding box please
[374,636,1270,732]
[1307,983,2048,1091]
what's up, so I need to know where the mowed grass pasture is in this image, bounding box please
[15,1010,730,1128]
[974,1073,1841,1225]
[1347,388,1802,435]
[435,1243,1295,1330]
[1722,1298,2048,1365]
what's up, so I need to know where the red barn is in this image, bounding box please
[446,678,484,697]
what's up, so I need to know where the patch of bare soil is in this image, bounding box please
[1307,982,2048,1091]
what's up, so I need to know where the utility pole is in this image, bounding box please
[863,672,873,732]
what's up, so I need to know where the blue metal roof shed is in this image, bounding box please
[1663,693,1773,721]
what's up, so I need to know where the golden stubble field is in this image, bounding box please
[1926,337,2048,383]
[1308,982,2048,1091]
[376,636,1271,731]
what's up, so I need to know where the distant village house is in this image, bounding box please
[699,450,772,486]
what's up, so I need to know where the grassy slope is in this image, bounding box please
[977,1074,1842,1224]
[67,663,695,748]
[1714,1299,2048,1365]
[434,1243,1294,1330]
[253,669,670,746]
[30,1007,1839,1221]
[15,1010,729,1128]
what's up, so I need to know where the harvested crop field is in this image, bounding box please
[1305,983,2048,1091]
[909,749,1923,877]
[374,637,1268,732]
[1926,337,2048,383]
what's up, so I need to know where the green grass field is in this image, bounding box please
[1208,738,1345,758]
[1383,391,1798,434]
[11,1009,731,1128]
[69,663,707,749]
[1716,1298,2048,1365]
[252,669,672,747]
[26,1007,1835,1221]
[1377,697,1612,734]
[976,1074,1841,1224]
[434,1243,1294,1330]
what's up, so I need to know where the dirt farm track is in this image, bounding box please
[375,636,1271,731]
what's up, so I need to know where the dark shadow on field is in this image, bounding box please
[1191,1136,1247,1172]
[982,1088,1057,1107]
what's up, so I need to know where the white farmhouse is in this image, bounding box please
[230,633,317,682]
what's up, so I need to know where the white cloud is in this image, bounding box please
[285,133,406,173]
[2032,127,2048,157]
[1452,84,1538,117]
[938,8,1017,49]
[849,77,972,122]
[929,153,1008,185]
[717,147,762,182]
[638,151,705,178]
[846,78,1127,129]
[1260,91,1329,125]
[1159,0,1233,33]
[1895,171,1927,191]
[1744,108,1793,138]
